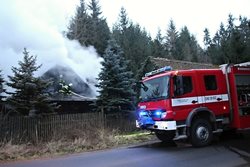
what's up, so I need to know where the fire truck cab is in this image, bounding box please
[136,62,250,147]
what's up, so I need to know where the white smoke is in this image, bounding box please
[0,0,103,96]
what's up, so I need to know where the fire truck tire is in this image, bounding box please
[155,131,175,143]
[190,119,213,147]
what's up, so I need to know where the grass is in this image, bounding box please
[116,131,155,145]
[0,129,155,162]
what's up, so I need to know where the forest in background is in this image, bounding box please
[66,0,250,73]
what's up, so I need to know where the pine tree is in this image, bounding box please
[88,0,110,56]
[176,26,201,62]
[67,0,91,46]
[226,15,247,63]
[165,19,179,59]
[66,0,110,56]
[203,28,211,47]
[117,7,129,32]
[0,70,5,102]
[113,10,152,75]
[88,0,102,19]
[151,29,166,58]
[96,39,135,113]
[239,16,250,62]
[202,28,212,63]
[205,14,250,64]
[7,48,55,116]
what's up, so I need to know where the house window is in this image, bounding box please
[204,75,217,90]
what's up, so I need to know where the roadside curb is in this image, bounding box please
[229,146,250,158]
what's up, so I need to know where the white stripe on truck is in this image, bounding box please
[172,94,229,107]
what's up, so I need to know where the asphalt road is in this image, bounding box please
[0,141,249,167]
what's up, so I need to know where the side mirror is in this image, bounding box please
[132,82,138,91]
[141,82,148,91]
[132,81,148,92]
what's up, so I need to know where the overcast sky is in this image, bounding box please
[0,0,249,82]
[99,0,250,45]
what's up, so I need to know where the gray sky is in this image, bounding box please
[99,0,250,45]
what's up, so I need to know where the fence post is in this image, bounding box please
[35,122,38,144]
[101,107,105,128]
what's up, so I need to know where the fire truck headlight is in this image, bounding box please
[154,109,167,119]
[155,110,162,116]
[161,111,167,119]
[139,110,148,117]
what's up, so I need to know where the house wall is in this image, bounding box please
[54,100,95,114]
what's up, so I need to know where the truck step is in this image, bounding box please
[173,135,187,140]
[213,129,223,133]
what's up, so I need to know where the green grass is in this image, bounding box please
[116,131,155,145]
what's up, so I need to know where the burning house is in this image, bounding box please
[42,65,97,114]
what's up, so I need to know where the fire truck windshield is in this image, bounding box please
[140,76,170,102]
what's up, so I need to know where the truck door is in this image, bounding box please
[172,72,199,121]
[234,71,250,129]
[199,71,229,116]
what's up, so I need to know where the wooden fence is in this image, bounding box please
[0,112,137,143]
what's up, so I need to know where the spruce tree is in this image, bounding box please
[151,29,166,58]
[117,7,129,32]
[202,28,212,63]
[66,0,110,56]
[165,19,179,59]
[113,9,152,75]
[176,26,201,62]
[88,0,110,56]
[96,39,135,113]
[205,14,250,64]
[239,16,250,62]
[66,0,91,46]
[7,48,55,116]
[203,28,211,47]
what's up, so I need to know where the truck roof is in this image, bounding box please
[142,62,250,82]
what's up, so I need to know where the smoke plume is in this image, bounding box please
[0,0,103,96]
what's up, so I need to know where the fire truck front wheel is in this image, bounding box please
[190,119,213,147]
[155,131,175,144]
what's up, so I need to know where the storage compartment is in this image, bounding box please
[236,75,250,116]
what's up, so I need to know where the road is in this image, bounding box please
[0,141,249,167]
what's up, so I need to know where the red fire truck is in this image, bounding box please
[136,62,250,147]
